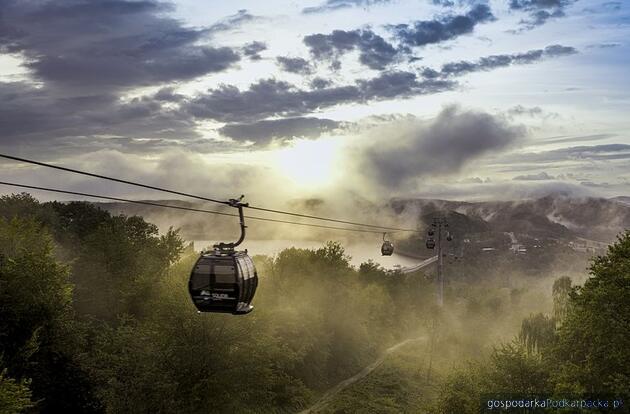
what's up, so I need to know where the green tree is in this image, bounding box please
[434,342,550,413]
[519,313,556,355]
[0,217,98,412]
[552,231,630,395]
[0,368,34,414]
[552,276,572,325]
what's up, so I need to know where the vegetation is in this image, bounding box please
[434,232,630,413]
[0,192,627,413]
[0,193,436,413]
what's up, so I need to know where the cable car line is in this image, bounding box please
[0,181,390,234]
[245,205,415,232]
[0,153,231,206]
[0,153,417,233]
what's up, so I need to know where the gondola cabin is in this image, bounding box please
[426,238,436,249]
[381,241,394,256]
[189,250,258,315]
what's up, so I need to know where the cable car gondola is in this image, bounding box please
[426,238,436,249]
[188,196,258,315]
[381,233,394,256]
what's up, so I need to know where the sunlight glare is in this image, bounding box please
[272,138,340,189]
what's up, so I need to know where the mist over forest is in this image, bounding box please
[1,192,628,413]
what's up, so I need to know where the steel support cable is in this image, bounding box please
[0,153,418,233]
[0,181,389,234]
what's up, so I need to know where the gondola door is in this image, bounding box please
[211,259,239,312]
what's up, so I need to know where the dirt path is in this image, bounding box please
[298,337,427,414]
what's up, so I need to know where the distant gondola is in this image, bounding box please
[188,196,258,315]
[426,238,436,249]
[381,233,394,256]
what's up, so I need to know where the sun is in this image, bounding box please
[272,138,341,189]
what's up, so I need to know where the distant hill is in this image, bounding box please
[390,195,630,242]
[93,194,630,244]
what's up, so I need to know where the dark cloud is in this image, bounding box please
[276,57,314,74]
[310,77,334,89]
[0,81,197,152]
[509,0,576,29]
[439,44,576,76]
[0,0,240,92]
[513,171,555,180]
[242,41,267,60]
[207,9,259,33]
[218,117,342,144]
[391,4,495,48]
[543,44,577,57]
[186,73,455,123]
[431,0,477,6]
[302,0,391,14]
[360,105,526,188]
[431,0,456,6]
[357,71,421,99]
[303,29,400,70]
[153,87,186,102]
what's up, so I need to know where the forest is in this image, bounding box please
[0,193,628,413]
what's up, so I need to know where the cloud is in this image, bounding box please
[310,77,334,89]
[242,41,267,60]
[0,0,240,92]
[391,4,495,48]
[404,180,592,201]
[580,180,611,188]
[492,144,630,165]
[513,171,555,180]
[431,0,477,6]
[185,73,455,123]
[439,44,577,76]
[507,105,544,117]
[537,134,616,146]
[509,0,577,30]
[153,87,186,102]
[586,42,622,49]
[303,29,400,70]
[358,105,526,188]
[506,105,559,120]
[276,57,314,74]
[302,0,391,14]
[0,81,197,152]
[218,117,342,144]
[208,9,260,33]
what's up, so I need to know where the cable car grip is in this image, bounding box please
[214,195,249,251]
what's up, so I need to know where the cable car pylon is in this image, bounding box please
[425,217,453,307]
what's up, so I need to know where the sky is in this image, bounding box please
[0,0,629,206]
